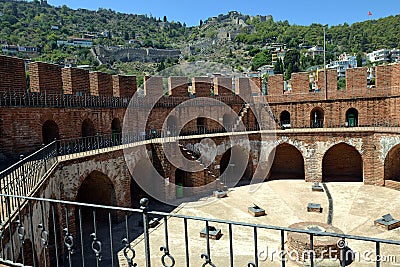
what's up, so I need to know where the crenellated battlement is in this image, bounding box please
[1,55,400,104]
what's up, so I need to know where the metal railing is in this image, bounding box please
[0,195,399,267]
[0,142,58,224]
[0,90,244,109]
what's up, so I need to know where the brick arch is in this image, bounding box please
[322,142,363,182]
[310,106,324,128]
[345,107,359,127]
[129,156,162,202]
[219,145,253,186]
[384,144,400,183]
[42,120,60,144]
[81,118,95,137]
[75,170,117,223]
[267,142,305,180]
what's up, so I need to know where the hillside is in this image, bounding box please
[0,0,399,79]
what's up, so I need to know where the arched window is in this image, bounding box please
[346,108,358,127]
[310,107,324,128]
[223,113,235,131]
[42,120,60,144]
[280,111,291,129]
[81,119,95,138]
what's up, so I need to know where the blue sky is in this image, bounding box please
[47,0,399,27]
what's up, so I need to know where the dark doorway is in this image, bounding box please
[42,120,60,144]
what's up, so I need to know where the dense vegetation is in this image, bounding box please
[0,0,399,78]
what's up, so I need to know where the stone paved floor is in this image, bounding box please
[118,181,400,267]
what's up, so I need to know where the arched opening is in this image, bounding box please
[223,113,235,131]
[76,171,117,223]
[346,108,358,127]
[81,119,95,138]
[42,120,60,144]
[280,111,291,129]
[322,143,363,182]
[167,115,179,135]
[111,118,121,135]
[175,168,194,198]
[16,239,37,266]
[130,158,161,204]
[111,118,122,144]
[384,145,400,183]
[310,107,324,128]
[220,146,252,186]
[268,143,305,180]
[197,117,207,134]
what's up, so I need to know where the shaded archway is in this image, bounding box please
[220,146,252,186]
[111,118,122,143]
[175,168,194,198]
[76,170,117,222]
[322,143,363,182]
[268,143,305,180]
[280,111,291,128]
[81,119,95,138]
[167,115,179,134]
[346,108,358,127]
[130,158,161,204]
[384,144,400,183]
[223,113,235,131]
[310,107,324,128]
[42,120,60,144]
[111,118,122,134]
[197,117,207,133]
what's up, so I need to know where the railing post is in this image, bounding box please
[140,198,151,267]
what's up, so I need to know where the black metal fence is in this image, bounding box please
[0,195,399,267]
[0,90,244,109]
[0,142,58,224]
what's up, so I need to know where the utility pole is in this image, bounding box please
[324,25,328,100]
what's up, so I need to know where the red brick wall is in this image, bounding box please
[112,75,137,98]
[144,76,163,98]
[346,67,367,97]
[28,62,62,94]
[192,77,212,97]
[89,72,113,96]
[213,77,232,96]
[234,77,251,98]
[317,69,337,99]
[61,67,90,95]
[168,76,188,97]
[291,72,309,94]
[267,74,283,95]
[0,55,26,95]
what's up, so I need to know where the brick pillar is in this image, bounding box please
[346,67,367,98]
[192,77,212,97]
[168,76,188,97]
[235,77,252,99]
[317,69,337,100]
[29,62,62,94]
[62,67,90,95]
[213,77,232,96]
[0,55,27,95]
[390,64,400,96]
[89,72,113,96]
[267,74,283,95]
[291,72,310,94]
[375,65,391,96]
[144,76,163,98]
[112,75,137,98]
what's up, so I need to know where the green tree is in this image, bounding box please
[163,16,167,22]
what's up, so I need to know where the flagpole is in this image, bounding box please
[324,25,327,100]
